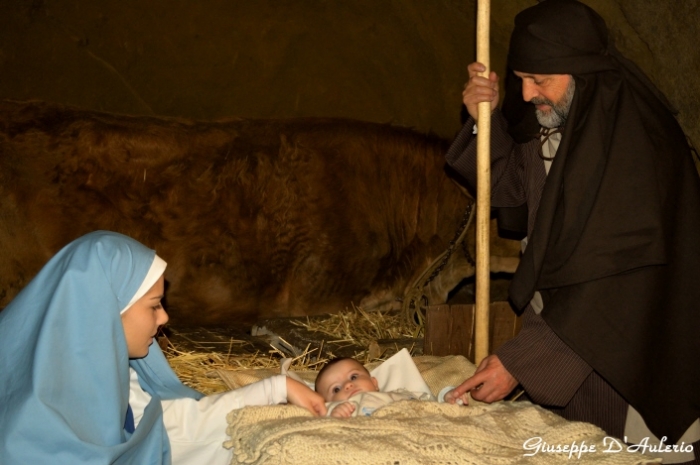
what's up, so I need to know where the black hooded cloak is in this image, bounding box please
[504,0,700,444]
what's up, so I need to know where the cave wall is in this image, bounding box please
[0,0,476,139]
[1,0,698,146]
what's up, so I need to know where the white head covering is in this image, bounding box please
[121,254,167,314]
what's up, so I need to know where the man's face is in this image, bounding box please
[513,71,575,128]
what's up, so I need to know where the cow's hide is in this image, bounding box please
[0,100,517,325]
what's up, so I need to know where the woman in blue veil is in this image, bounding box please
[0,231,325,464]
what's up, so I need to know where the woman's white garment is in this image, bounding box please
[129,369,287,465]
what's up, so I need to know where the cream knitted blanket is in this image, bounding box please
[222,355,659,465]
[225,400,658,465]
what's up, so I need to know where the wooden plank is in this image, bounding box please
[424,304,474,359]
[424,302,520,361]
[489,301,521,353]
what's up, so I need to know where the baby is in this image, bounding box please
[315,357,381,417]
[315,357,468,418]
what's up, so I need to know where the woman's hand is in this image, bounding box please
[285,377,327,416]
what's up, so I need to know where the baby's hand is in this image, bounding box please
[444,388,469,406]
[330,402,356,418]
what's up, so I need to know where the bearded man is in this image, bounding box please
[444,1,700,463]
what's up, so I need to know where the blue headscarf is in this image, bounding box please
[0,231,202,464]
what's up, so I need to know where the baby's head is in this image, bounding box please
[315,357,379,402]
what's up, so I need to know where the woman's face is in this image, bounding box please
[120,275,168,358]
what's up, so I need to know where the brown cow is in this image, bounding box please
[0,99,518,325]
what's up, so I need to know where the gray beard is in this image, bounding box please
[533,78,576,129]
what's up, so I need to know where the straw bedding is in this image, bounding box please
[164,308,420,395]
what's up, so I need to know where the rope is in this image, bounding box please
[401,201,475,329]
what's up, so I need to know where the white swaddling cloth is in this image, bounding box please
[280,348,433,396]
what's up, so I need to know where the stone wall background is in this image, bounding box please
[1,0,698,146]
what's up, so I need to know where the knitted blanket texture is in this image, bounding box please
[222,355,658,465]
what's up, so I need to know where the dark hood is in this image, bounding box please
[505,0,700,444]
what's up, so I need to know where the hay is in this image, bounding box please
[289,306,422,363]
[163,344,234,394]
[291,305,421,347]
[164,307,420,395]
[163,336,329,395]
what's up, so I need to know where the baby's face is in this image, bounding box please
[316,359,379,402]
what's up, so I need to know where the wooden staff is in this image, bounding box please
[474,0,491,365]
